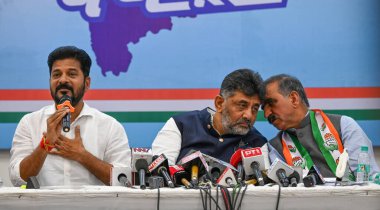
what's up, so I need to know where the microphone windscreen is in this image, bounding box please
[288,171,300,187]
[135,159,149,171]
[230,149,242,168]
[308,165,325,185]
[152,155,159,161]
[303,174,316,187]
[59,95,71,104]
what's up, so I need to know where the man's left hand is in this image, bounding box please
[51,126,87,161]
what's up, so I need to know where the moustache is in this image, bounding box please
[267,114,277,124]
[56,83,74,94]
[235,118,252,127]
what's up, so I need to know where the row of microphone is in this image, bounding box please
[113,147,326,189]
[57,96,329,188]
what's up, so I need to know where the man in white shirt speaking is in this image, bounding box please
[9,46,131,186]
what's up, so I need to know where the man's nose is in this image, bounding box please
[243,108,253,120]
[58,74,69,84]
[263,106,272,119]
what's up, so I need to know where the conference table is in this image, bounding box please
[1,181,379,210]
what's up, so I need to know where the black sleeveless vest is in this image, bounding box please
[174,108,267,163]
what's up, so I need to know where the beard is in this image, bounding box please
[51,82,85,107]
[221,108,252,135]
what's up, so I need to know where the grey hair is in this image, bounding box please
[260,74,310,107]
[220,69,263,99]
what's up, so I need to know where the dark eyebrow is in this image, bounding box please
[237,100,248,104]
[261,98,273,109]
[51,69,61,74]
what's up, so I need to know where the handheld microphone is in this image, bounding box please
[241,147,266,186]
[131,148,152,188]
[149,154,175,188]
[169,165,193,188]
[230,149,245,183]
[57,95,75,132]
[267,158,294,187]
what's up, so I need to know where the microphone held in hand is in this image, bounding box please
[57,95,75,132]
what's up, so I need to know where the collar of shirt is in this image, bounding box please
[287,111,311,134]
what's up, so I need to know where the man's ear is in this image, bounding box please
[214,95,225,113]
[85,76,91,92]
[289,91,300,108]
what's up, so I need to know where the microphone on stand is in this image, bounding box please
[118,173,130,187]
[288,171,300,187]
[202,153,237,185]
[169,165,193,188]
[241,147,266,186]
[111,166,132,187]
[216,167,238,188]
[276,168,289,187]
[303,165,325,187]
[230,149,245,184]
[136,159,149,189]
[267,158,294,187]
[177,151,209,187]
[131,148,152,189]
[149,154,175,188]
